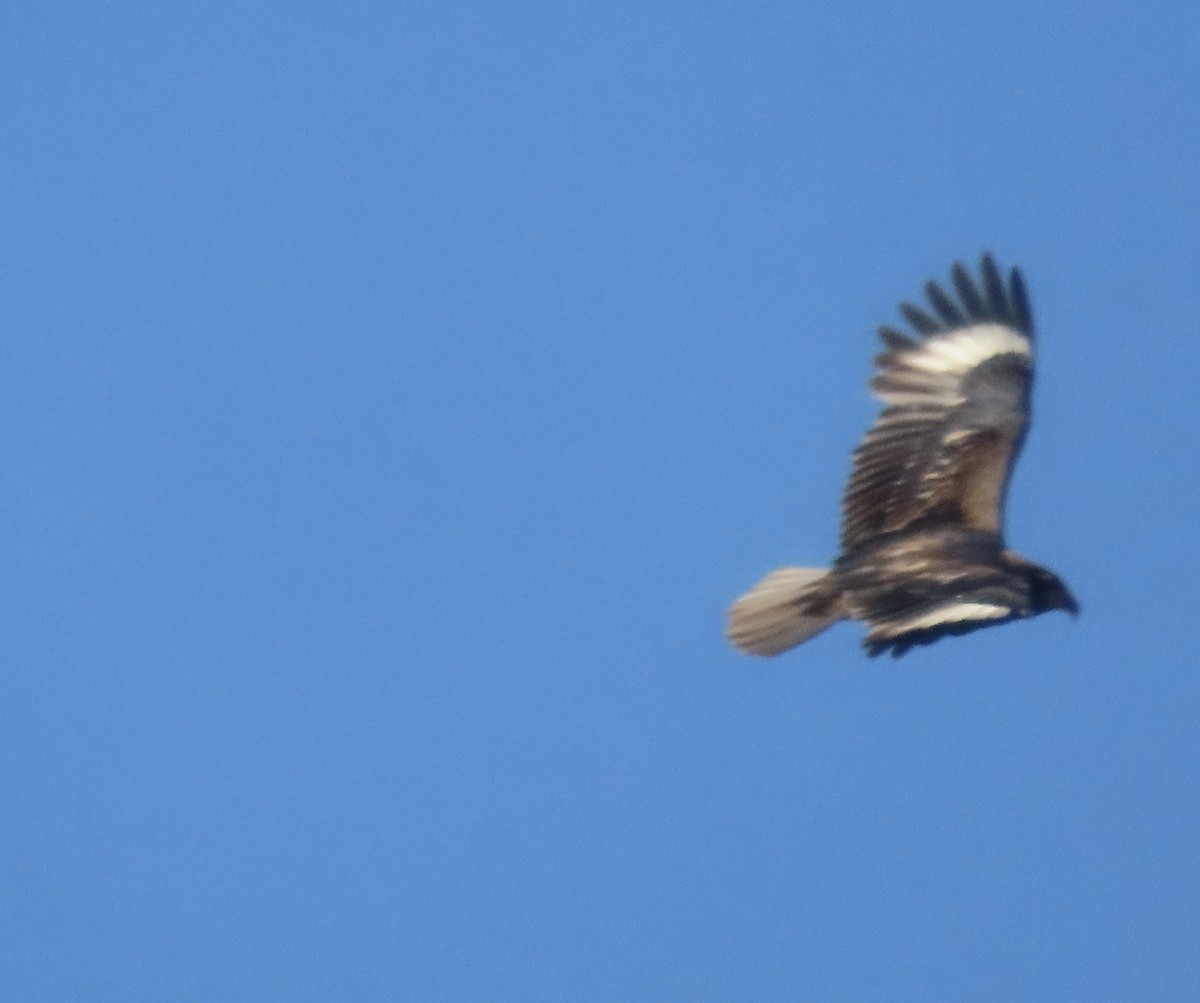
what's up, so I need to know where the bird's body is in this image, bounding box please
[727,255,1077,658]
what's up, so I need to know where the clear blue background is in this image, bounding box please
[5,3,1199,999]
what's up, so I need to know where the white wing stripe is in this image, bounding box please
[876,601,1013,638]
[874,324,1030,408]
[921,323,1030,368]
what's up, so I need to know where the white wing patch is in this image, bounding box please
[873,323,1032,408]
[870,600,1014,640]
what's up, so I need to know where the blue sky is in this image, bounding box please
[5,2,1200,999]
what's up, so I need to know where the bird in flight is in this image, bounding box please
[727,254,1078,658]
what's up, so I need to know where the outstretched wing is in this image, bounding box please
[840,255,1034,552]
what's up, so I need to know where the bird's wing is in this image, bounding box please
[840,255,1035,552]
[835,530,1032,657]
[856,566,1029,657]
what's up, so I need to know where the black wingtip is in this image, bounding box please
[899,301,942,335]
[924,280,965,327]
[979,253,1010,323]
[878,325,918,351]
[895,254,1033,341]
[1008,265,1034,338]
[951,262,986,319]
[863,638,911,658]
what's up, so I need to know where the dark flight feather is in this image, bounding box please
[899,301,942,335]
[924,280,965,327]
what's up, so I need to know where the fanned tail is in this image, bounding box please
[726,567,844,657]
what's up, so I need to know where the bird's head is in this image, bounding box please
[1025,564,1079,617]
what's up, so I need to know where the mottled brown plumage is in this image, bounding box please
[727,255,1077,658]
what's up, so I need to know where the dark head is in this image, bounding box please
[1025,564,1079,617]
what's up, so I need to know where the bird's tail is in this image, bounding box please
[726,567,844,656]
